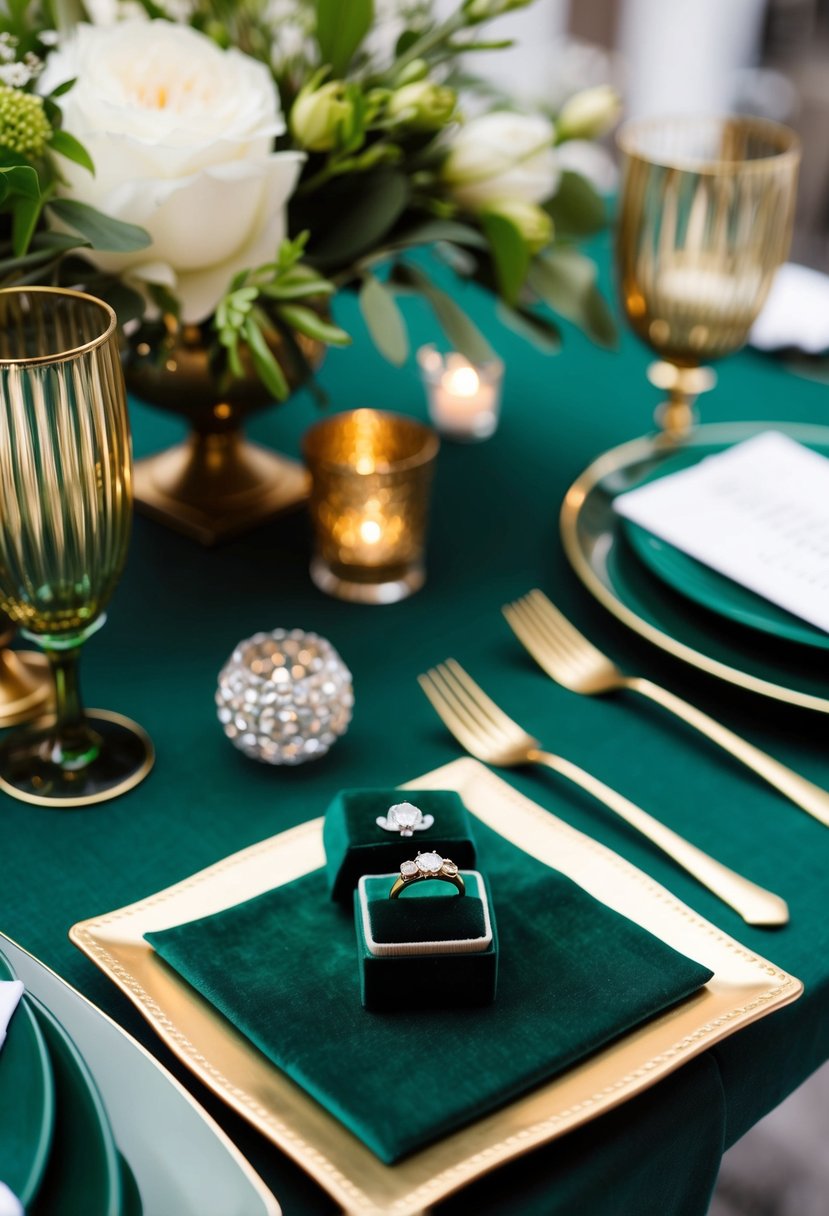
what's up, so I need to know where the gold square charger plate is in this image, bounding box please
[70,758,802,1216]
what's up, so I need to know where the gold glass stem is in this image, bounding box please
[526,748,790,925]
[647,362,717,441]
[44,643,100,770]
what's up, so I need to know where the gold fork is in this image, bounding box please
[504,589,829,831]
[418,659,789,926]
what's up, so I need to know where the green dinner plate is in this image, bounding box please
[0,952,54,1208]
[28,995,122,1216]
[621,445,829,651]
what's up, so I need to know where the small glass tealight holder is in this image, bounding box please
[417,345,505,442]
[303,409,439,605]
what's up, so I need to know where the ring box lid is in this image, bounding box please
[323,788,477,901]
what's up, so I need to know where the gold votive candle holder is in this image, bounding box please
[303,409,439,604]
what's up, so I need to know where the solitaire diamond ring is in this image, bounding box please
[376,801,434,838]
[389,852,465,898]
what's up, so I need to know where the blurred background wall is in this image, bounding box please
[436,0,829,272]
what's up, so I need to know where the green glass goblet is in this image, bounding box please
[0,287,154,806]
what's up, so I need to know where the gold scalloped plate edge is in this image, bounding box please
[70,758,802,1216]
[560,421,829,713]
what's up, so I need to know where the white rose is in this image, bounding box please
[442,112,559,212]
[39,21,304,323]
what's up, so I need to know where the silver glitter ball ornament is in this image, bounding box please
[216,628,353,765]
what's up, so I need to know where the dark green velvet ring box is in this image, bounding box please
[355,872,498,1011]
[324,788,477,902]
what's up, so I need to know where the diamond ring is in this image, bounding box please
[376,801,435,838]
[389,852,465,898]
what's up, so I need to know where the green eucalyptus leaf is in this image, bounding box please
[395,28,420,57]
[50,129,95,175]
[481,211,529,306]
[0,232,89,278]
[496,301,561,353]
[260,278,335,301]
[528,247,617,348]
[48,198,151,252]
[398,262,494,364]
[47,77,77,99]
[0,164,40,202]
[277,302,351,347]
[315,0,373,76]
[228,341,245,380]
[11,195,42,257]
[450,38,515,50]
[391,220,488,250]
[243,316,290,401]
[358,273,408,365]
[545,170,606,237]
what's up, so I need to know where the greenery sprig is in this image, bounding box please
[214,233,350,400]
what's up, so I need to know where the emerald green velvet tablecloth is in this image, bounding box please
[3,234,829,1215]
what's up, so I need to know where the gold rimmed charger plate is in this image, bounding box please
[561,421,829,713]
[71,758,801,1216]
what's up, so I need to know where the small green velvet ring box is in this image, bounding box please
[324,788,478,902]
[355,871,498,1011]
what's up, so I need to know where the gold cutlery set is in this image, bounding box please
[418,589,825,929]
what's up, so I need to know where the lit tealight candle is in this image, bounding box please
[417,346,504,441]
[303,409,439,604]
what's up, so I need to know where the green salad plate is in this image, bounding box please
[0,952,54,1209]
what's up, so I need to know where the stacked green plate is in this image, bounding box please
[0,955,54,1209]
[0,950,141,1216]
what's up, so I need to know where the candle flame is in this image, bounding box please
[444,366,480,398]
[359,520,382,544]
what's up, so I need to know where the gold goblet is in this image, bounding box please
[617,116,800,439]
[0,287,154,806]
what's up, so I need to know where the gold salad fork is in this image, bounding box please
[504,589,829,831]
[418,659,789,926]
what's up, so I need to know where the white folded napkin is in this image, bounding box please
[751,263,829,353]
[0,1183,22,1216]
[0,980,22,1052]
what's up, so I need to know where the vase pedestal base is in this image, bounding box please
[133,432,310,546]
[0,648,52,727]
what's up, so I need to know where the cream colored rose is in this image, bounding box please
[39,20,304,323]
[442,112,559,212]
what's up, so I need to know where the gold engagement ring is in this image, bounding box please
[389,852,465,898]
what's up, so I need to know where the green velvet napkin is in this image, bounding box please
[146,822,713,1164]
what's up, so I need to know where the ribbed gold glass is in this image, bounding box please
[303,410,439,604]
[0,288,153,806]
[617,116,800,437]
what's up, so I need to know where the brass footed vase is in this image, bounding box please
[124,322,324,545]
[0,614,52,727]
